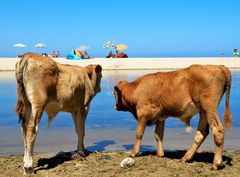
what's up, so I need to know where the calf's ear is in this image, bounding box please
[114,86,120,93]
[114,86,119,91]
[95,65,102,73]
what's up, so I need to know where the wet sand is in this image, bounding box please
[1,126,240,155]
[1,122,239,176]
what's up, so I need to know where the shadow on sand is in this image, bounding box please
[35,151,72,172]
[35,140,116,172]
[35,143,232,172]
[122,144,232,167]
[138,150,232,169]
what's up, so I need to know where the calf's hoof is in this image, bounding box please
[211,163,224,171]
[211,164,218,171]
[156,152,165,157]
[130,153,136,158]
[24,167,34,175]
[71,151,86,160]
[77,150,87,157]
[130,151,140,158]
[180,157,188,163]
[130,152,142,158]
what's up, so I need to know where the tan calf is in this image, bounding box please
[15,53,102,174]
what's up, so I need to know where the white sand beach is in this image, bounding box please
[0,57,240,71]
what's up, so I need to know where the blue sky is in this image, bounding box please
[0,0,239,57]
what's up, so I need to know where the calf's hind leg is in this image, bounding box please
[200,96,225,170]
[23,104,44,174]
[181,111,209,163]
[20,104,31,165]
[206,111,224,170]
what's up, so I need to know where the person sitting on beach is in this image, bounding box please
[115,50,119,58]
[83,51,90,59]
[106,51,115,58]
[51,51,59,58]
[51,51,56,58]
[56,51,60,58]
[119,52,128,58]
[116,50,128,58]
[42,53,48,57]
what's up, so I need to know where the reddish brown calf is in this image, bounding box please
[114,64,232,170]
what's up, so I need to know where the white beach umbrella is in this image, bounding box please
[13,43,27,48]
[34,43,46,48]
[77,45,90,51]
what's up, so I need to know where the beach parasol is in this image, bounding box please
[34,43,46,48]
[103,40,116,49]
[13,43,27,48]
[116,44,128,51]
[77,45,90,51]
[75,49,83,57]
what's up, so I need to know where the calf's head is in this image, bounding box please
[85,64,102,94]
[114,81,129,111]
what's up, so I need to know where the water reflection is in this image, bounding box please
[102,70,158,96]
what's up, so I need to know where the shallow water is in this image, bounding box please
[2,70,239,129]
[0,70,239,154]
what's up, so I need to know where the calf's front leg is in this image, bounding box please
[130,118,146,157]
[154,120,165,157]
[72,108,88,157]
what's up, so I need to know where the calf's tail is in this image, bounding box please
[15,53,30,123]
[222,66,232,129]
